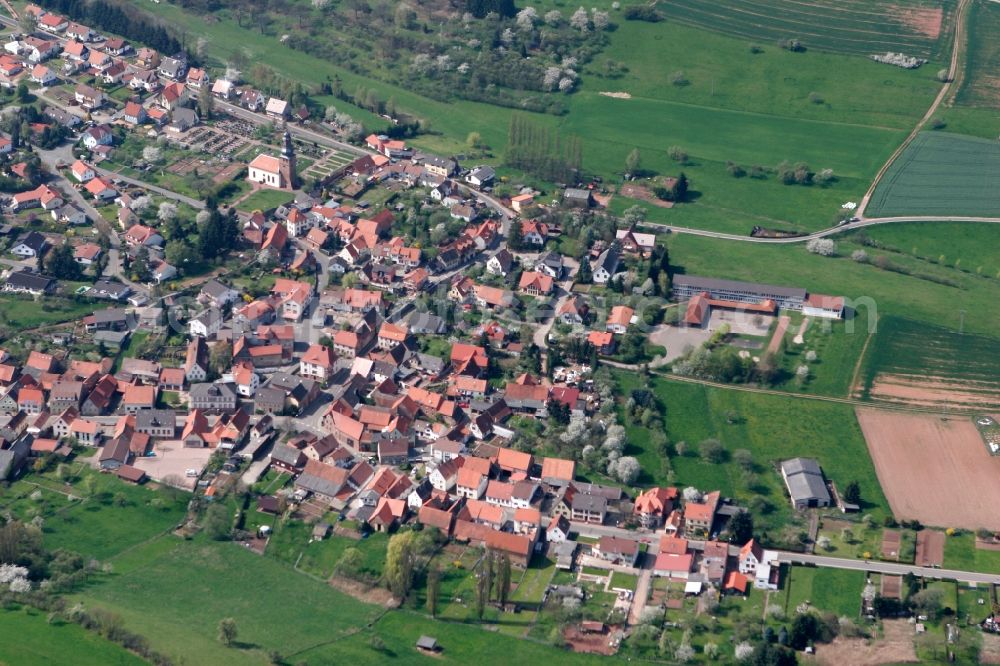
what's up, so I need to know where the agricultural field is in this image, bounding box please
[955,0,1000,109]
[865,131,1000,217]
[0,606,145,666]
[849,221,1000,276]
[856,409,1000,530]
[614,372,890,533]
[856,316,1000,409]
[655,0,953,60]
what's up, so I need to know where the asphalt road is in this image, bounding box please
[775,551,1000,585]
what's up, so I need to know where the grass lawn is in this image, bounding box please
[73,536,382,666]
[943,533,1000,574]
[0,606,145,666]
[848,222,1000,278]
[608,571,638,591]
[783,566,865,617]
[266,519,387,580]
[511,555,557,606]
[5,464,187,561]
[614,372,890,533]
[237,188,296,213]
[866,132,1000,217]
[0,295,97,329]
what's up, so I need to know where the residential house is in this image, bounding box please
[606,306,634,335]
[189,382,238,412]
[594,536,640,567]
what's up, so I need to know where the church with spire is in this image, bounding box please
[247,129,298,190]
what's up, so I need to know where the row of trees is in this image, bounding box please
[505,114,583,183]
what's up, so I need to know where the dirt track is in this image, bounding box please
[857,409,1000,530]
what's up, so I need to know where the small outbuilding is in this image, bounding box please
[416,635,440,653]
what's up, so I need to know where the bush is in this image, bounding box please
[808,92,824,104]
[779,38,805,52]
[698,438,725,463]
[726,161,746,178]
[622,5,662,21]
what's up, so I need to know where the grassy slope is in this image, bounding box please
[615,373,890,530]
[0,607,146,666]
[74,536,382,666]
[667,230,1000,337]
[853,221,1000,273]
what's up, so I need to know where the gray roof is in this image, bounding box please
[94,308,129,324]
[571,493,607,513]
[564,188,592,200]
[189,382,237,401]
[406,311,444,333]
[573,482,623,500]
[270,443,305,467]
[781,457,831,503]
[15,231,47,254]
[595,244,621,274]
[134,409,176,431]
[468,165,495,181]
[201,279,235,300]
[672,275,807,300]
[192,308,222,328]
[4,270,54,292]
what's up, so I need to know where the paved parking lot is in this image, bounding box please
[133,440,213,490]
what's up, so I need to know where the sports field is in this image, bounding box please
[865,132,1000,217]
[857,316,1000,409]
[656,0,953,59]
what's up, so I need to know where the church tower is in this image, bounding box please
[279,130,297,189]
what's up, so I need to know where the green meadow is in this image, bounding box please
[0,606,145,666]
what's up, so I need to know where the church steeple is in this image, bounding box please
[279,130,297,189]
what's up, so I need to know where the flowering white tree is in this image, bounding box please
[543,66,561,91]
[806,238,837,256]
[0,564,30,592]
[735,641,754,662]
[560,416,589,446]
[435,54,453,71]
[558,77,575,92]
[500,28,515,45]
[195,209,211,225]
[411,54,433,75]
[457,62,470,75]
[682,486,703,502]
[570,6,590,31]
[591,9,610,30]
[142,146,162,163]
[516,6,538,30]
[615,456,641,484]
[544,9,562,26]
[157,202,177,223]
[602,424,625,451]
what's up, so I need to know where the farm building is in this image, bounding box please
[780,457,831,509]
